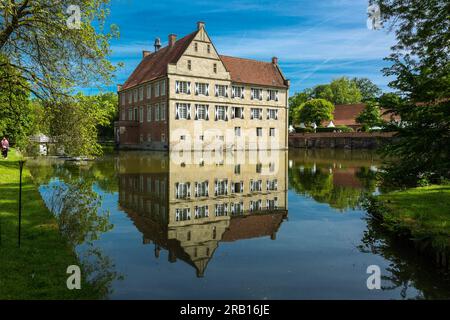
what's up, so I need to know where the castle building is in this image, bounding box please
[115,22,290,151]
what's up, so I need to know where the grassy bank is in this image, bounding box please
[366,185,450,265]
[0,149,101,299]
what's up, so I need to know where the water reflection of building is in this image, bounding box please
[117,151,288,277]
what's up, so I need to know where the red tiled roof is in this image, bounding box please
[220,55,287,88]
[121,31,198,90]
[120,29,287,91]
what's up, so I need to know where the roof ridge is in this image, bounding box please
[220,54,273,65]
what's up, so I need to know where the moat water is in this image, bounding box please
[29,149,450,299]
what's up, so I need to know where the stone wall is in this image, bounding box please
[288,132,395,149]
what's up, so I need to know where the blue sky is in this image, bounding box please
[90,0,396,96]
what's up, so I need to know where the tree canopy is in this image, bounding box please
[356,101,384,129]
[0,0,119,99]
[297,99,334,126]
[374,0,450,186]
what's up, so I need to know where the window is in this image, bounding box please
[251,88,263,100]
[267,179,278,191]
[232,86,244,99]
[195,205,209,219]
[231,181,244,193]
[250,199,262,212]
[207,44,211,53]
[234,127,241,137]
[180,135,186,140]
[134,107,138,121]
[175,208,191,221]
[146,84,151,99]
[128,92,132,104]
[269,128,276,136]
[139,134,143,142]
[231,202,244,215]
[213,63,217,73]
[160,102,166,120]
[199,135,204,141]
[155,104,160,121]
[215,203,228,216]
[250,179,263,192]
[133,89,138,102]
[121,93,125,106]
[147,133,152,142]
[128,108,133,120]
[267,89,279,101]
[175,182,191,199]
[155,82,160,97]
[160,80,166,96]
[215,85,228,97]
[256,163,262,173]
[176,81,191,94]
[234,164,241,174]
[195,104,209,120]
[139,87,144,101]
[251,108,263,120]
[267,109,278,120]
[214,179,228,196]
[161,132,166,142]
[187,60,192,70]
[195,82,209,96]
[194,42,198,52]
[267,198,278,210]
[139,106,144,123]
[175,103,191,120]
[121,109,125,120]
[215,106,228,121]
[231,107,244,119]
[146,105,152,122]
[195,181,209,197]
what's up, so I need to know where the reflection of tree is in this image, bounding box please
[45,179,112,246]
[29,159,121,298]
[358,215,450,299]
[288,167,365,211]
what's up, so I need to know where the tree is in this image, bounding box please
[311,77,362,104]
[298,99,334,126]
[0,0,119,99]
[47,93,112,157]
[356,101,384,129]
[352,77,382,102]
[0,54,34,148]
[374,0,450,186]
[288,90,311,124]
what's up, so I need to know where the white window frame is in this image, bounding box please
[147,105,152,122]
[195,104,209,120]
[139,106,144,123]
[251,88,263,100]
[160,102,166,121]
[160,80,166,96]
[155,103,160,121]
[251,108,263,120]
[232,86,245,99]
[195,82,209,96]
[175,103,191,120]
[215,84,228,97]
[231,107,244,119]
[267,108,278,120]
[146,84,152,99]
[155,82,160,97]
[267,89,279,101]
[215,105,228,121]
[175,81,191,94]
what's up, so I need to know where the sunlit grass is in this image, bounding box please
[0,149,100,299]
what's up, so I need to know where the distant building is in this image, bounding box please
[115,22,290,151]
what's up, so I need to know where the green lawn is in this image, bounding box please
[0,149,100,299]
[378,185,450,250]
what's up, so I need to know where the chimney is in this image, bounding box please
[117,84,122,92]
[142,50,151,58]
[154,37,161,51]
[197,21,205,30]
[272,57,278,65]
[168,34,177,47]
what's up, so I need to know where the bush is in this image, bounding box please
[295,127,315,133]
[316,126,353,133]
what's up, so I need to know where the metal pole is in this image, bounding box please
[18,160,25,248]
